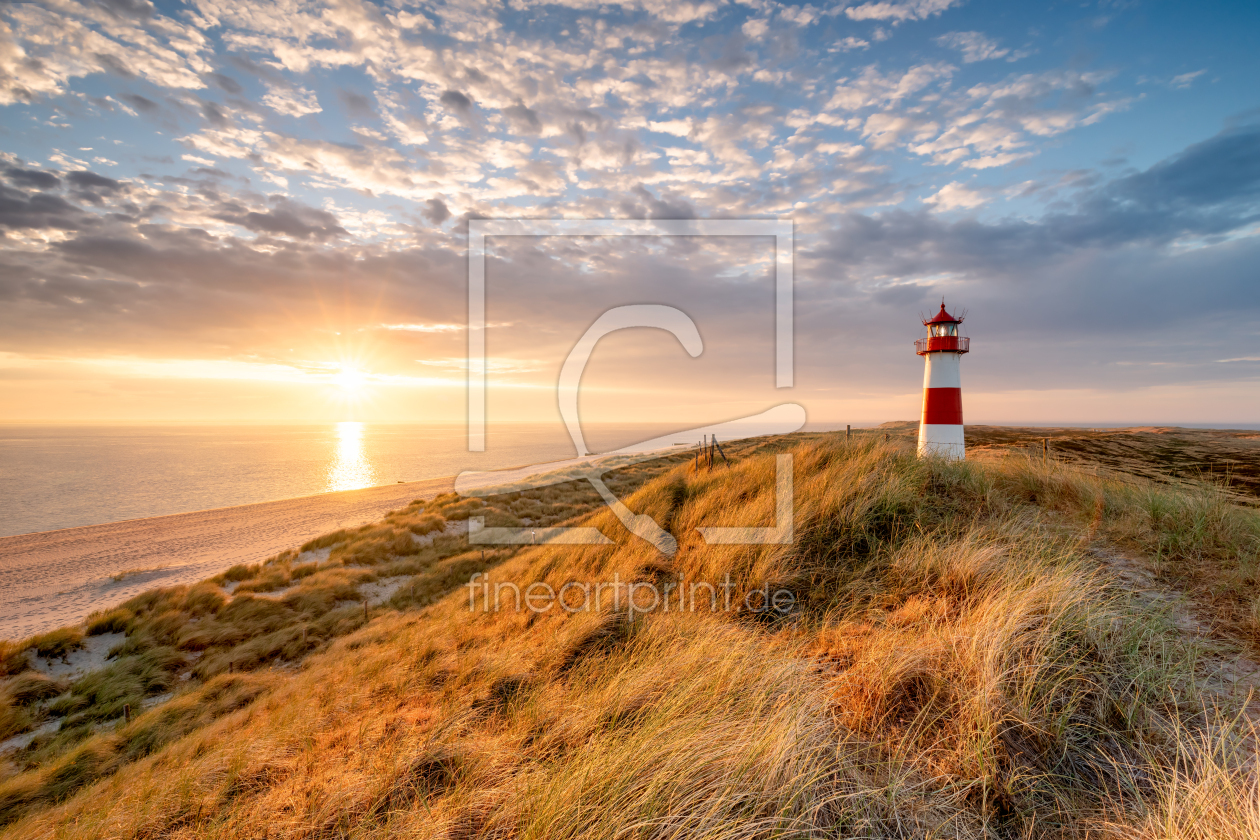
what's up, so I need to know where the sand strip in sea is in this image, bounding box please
[0,477,454,641]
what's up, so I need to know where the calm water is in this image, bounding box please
[0,423,680,537]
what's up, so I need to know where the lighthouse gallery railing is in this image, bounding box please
[915,336,970,355]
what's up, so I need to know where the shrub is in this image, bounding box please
[220,564,259,583]
[25,628,83,661]
[290,562,320,580]
[233,567,291,594]
[182,583,228,617]
[300,530,352,552]
[85,607,132,636]
[406,513,446,536]
[0,642,29,677]
[3,672,68,706]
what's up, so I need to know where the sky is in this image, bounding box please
[0,0,1258,429]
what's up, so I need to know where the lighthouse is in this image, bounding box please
[916,301,970,460]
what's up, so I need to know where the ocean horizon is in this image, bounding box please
[0,422,665,538]
[1,420,828,538]
[5,420,1259,538]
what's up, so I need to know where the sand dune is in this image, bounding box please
[0,478,454,640]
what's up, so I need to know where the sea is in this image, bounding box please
[0,423,683,538]
[0,421,806,538]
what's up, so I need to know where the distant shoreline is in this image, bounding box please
[0,476,457,641]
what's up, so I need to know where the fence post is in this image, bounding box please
[1043,438,1048,465]
[124,703,131,724]
[846,424,851,441]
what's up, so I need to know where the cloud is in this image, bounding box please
[844,0,963,23]
[924,181,988,210]
[830,36,870,52]
[935,31,1009,63]
[120,93,161,114]
[440,89,474,112]
[422,198,451,226]
[502,101,542,135]
[382,323,462,333]
[1099,123,1260,221]
[215,197,348,241]
[262,85,321,117]
[742,19,769,39]
[0,183,86,231]
[826,62,956,111]
[815,123,1260,279]
[1170,69,1207,89]
[207,72,243,95]
[3,164,60,190]
[0,1,210,105]
[64,170,125,205]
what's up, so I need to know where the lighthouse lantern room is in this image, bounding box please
[916,302,970,460]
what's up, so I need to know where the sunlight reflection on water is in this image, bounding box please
[327,421,376,492]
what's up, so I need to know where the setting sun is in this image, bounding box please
[332,365,368,394]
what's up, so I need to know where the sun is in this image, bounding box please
[332,365,368,394]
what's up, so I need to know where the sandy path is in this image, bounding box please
[0,477,454,640]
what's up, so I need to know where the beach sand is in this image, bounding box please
[0,477,454,640]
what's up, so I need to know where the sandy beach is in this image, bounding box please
[0,477,455,640]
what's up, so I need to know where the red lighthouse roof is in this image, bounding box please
[923,301,962,326]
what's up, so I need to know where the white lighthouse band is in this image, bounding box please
[916,302,969,460]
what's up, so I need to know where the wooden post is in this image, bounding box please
[846,424,851,440]
[228,661,233,674]
[1043,438,1048,465]
[713,436,729,466]
[123,703,131,724]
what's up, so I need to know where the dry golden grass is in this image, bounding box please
[1,433,1258,838]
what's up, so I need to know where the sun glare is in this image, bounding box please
[332,365,368,394]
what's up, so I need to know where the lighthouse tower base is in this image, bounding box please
[917,351,966,461]
[917,425,965,460]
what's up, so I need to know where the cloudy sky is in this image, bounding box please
[0,0,1257,429]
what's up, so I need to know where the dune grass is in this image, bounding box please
[1,433,1258,837]
[0,453,688,810]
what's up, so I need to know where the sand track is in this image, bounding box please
[0,477,454,640]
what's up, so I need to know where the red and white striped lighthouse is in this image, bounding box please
[916,302,970,460]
